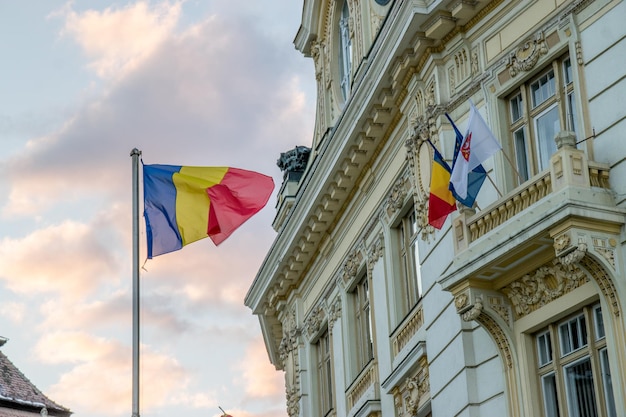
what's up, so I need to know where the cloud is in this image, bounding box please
[59,1,182,79]
[1,6,313,220]
[0,220,118,298]
[40,331,196,415]
[236,336,283,400]
[0,302,26,324]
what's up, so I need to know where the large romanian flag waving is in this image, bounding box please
[143,164,274,258]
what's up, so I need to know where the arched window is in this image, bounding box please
[339,1,352,101]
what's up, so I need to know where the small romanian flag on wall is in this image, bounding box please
[428,147,457,229]
[143,164,274,258]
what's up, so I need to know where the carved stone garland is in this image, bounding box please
[502,259,588,319]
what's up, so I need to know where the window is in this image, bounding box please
[316,329,334,416]
[398,208,421,318]
[535,304,617,417]
[339,1,352,101]
[352,275,374,375]
[507,55,577,184]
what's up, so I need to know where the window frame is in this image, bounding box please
[338,0,352,101]
[350,272,374,378]
[315,327,334,416]
[398,207,421,315]
[534,304,617,417]
[506,54,578,185]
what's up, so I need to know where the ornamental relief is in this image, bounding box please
[328,297,342,332]
[304,304,326,339]
[502,260,588,319]
[455,289,513,326]
[406,105,443,242]
[279,308,301,417]
[342,248,365,284]
[367,234,384,276]
[392,357,430,417]
[385,175,411,216]
[507,31,548,77]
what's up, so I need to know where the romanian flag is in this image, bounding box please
[143,164,274,258]
[428,145,457,229]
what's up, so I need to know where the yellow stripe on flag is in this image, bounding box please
[173,166,229,246]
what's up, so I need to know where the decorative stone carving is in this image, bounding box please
[405,371,430,416]
[502,260,588,318]
[553,233,571,252]
[370,8,385,35]
[367,235,384,276]
[415,200,434,242]
[478,313,513,369]
[328,297,342,331]
[559,243,587,266]
[386,176,410,215]
[454,293,469,310]
[507,31,548,77]
[471,47,479,75]
[305,305,325,338]
[391,355,430,417]
[279,309,301,417]
[461,297,483,321]
[286,387,299,417]
[595,247,616,268]
[592,237,616,268]
[489,295,512,325]
[449,66,456,95]
[342,249,364,283]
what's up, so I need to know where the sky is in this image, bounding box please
[0,1,315,417]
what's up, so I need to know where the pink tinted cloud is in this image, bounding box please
[2,8,313,220]
[0,220,117,298]
[0,302,26,324]
[235,336,283,400]
[59,1,182,79]
[39,331,195,415]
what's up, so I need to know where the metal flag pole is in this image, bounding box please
[130,148,142,417]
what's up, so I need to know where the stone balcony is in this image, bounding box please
[440,131,622,298]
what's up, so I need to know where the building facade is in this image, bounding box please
[245,1,626,416]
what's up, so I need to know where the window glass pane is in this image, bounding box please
[534,105,559,171]
[531,69,556,108]
[399,209,420,315]
[510,93,523,122]
[560,314,587,356]
[354,277,373,371]
[317,330,333,414]
[567,91,578,133]
[339,1,352,100]
[538,332,551,365]
[600,348,617,417]
[594,305,605,340]
[413,240,421,297]
[565,357,598,417]
[514,127,529,182]
[563,58,573,85]
[542,373,560,417]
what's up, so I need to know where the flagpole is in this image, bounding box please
[131,148,142,417]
